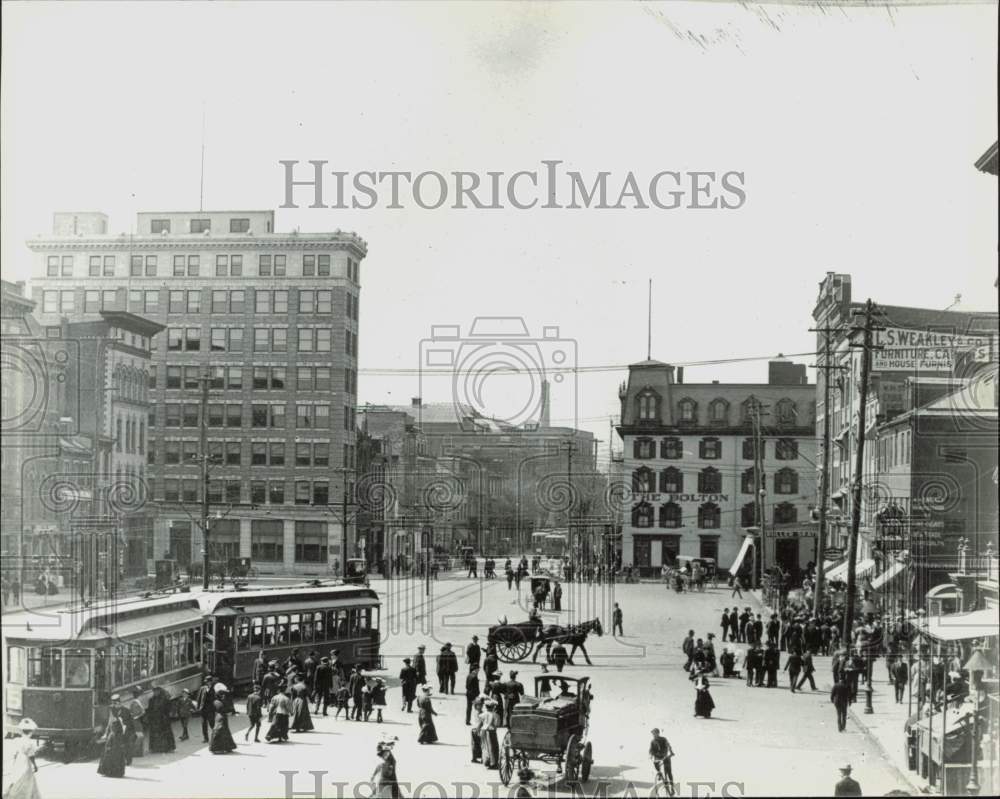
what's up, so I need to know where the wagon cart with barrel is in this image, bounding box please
[499,674,594,786]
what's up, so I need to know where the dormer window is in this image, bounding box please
[678,399,697,424]
[709,398,729,425]
[636,390,660,422]
[776,398,797,426]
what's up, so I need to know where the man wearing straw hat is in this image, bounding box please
[833,764,862,796]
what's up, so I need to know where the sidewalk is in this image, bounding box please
[745,589,930,794]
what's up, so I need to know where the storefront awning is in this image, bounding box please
[728,536,753,574]
[871,560,907,591]
[826,557,875,583]
[921,609,1000,642]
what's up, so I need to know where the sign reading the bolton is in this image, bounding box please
[872,328,997,373]
[637,493,730,503]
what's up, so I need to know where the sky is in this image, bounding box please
[2,1,997,464]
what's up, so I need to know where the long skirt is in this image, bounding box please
[148,716,175,753]
[209,715,237,753]
[694,689,716,718]
[417,713,438,744]
[481,729,500,769]
[97,737,127,778]
[470,728,483,762]
[5,753,43,799]
[291,698,314,732]
[266,714,290,742]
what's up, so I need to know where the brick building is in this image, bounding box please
[27,210,367,576]
[616,357,817,578]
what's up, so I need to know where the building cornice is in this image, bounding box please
[27,235,368,257]
[617,424,815,438]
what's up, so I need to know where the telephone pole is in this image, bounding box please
[843,299,882,645]
[751,398,769,590]
[809,325,845,612]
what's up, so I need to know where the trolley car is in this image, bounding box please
[3,582,381,749]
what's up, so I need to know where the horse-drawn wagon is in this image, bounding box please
[499,674,594,785]
[486,616,603,663]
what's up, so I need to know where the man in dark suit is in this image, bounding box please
[313,657,333,715]
[830,678,851,732]
[785,649,803,692]
[738,609,751,643]
[728,609,739,643]
[745,645,760,688]
[348,665,365,720]
[892,658,909,704]
[464,668,480,725]
[764,642,780,688]
[399,658,418,713]
[833,764,862,796]
[196,675,216,742]
[720,608,731,642]
[413,645,428,686]
[466,636,482,672]
[766,615,780,646]
[752,614,764,646]
[682,630,696,672]
[251,650,268,687]
[797,651,818,691]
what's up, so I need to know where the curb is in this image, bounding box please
[847,703,926,796]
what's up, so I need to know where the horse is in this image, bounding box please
[531,618,603,666]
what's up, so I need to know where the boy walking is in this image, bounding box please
[245,683,263,742]
[612,603,624,637]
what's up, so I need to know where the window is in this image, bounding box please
[251,519,283,562]
[145,255,158,276]
[184,327,200,351]
[260,254,287,276]
[659,503,682,528]
[252,404,284,428]
[776,439,798,460]
[270,442,285,465]
[698,467,722,494]
[661,437,682,459]
[269,481,285,504]
[225,441,242,466]
[84,291,100,313]
[775,399,797,426]
[774,502,798,524]
[151,219,171,234]
[633,438,655,459]
[47,256,59,277]
[208,404,224,427]
[251,481,267,504]
[190,219,210,234]
[299,290,315,314]
[678,399,697,423]
[252,442,268,466]
[631,502,653,528]
[187,291,201,314]
[316,290,332,313]
[131,255,143,276]
[182,403,199,427]
[43,291,58,313]
[741,503,756,528]
[632,467,654,493]
[27,647,63,687]
[741,468,764,494]
[775,468,798,495]
[216,255,228,277]
[699,438,721,459]
[317,254,330,276]
[89,256,101,276]
[173,255,186,276]
[297,367,314,391]
[230,255,243,276]
[226,404,242,428]
[225,480,242,504]
[144,290,159,312]
[295,521,327,563]
[102,255,116,276]
[169,291,185,314]
[166,366,182,389]
[230,218,250,233]
[303,254,316,276]
[295,481,311,505]
[659,467,682,494]
[187,255,200,276]
[255,290,271,314]
[709,399,729,425]
[230,291,245,313]
[698,503,721,529]
[742,438,763,461]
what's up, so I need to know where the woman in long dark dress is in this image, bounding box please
[416,687,438,744]
[693,670,716,718]
[146,687,176,753]
[209,690,237,754]
[97,707,128,778]
[290,682,314,732]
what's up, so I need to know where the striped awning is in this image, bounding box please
[871,560,907,591]
[827,558,875,582]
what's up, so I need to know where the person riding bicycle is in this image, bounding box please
[649,727,675,787]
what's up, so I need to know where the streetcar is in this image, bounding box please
[3,582,381,749]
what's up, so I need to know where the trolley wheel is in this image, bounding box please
[564,734,580,783]
[499,732,515,786]
[581,741,593,782]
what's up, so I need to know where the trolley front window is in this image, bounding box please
[27,647,63,687]
[7,646,26,684]
[64,649,93,687]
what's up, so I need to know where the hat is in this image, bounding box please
[321,657,330,663]
[417,645,426,651]
[422,685,432,693]
[444,642,452,648]
[182,688,192,695]
[330,649,339,656]
[18,718,38,733]
[215,683,229,694]
[484,699,497,708]
[509,670,518,678]
[472,635,479,641]
[110,693,121,702]
[839,764,852,773]
[403,658,411,664]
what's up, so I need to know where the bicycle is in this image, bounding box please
[652,757,676,797]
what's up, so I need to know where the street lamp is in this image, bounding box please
[963,645,990,796]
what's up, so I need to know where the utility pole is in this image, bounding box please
[751,398,769,591]
[843,299,881,645]
[199,369,211,590]
[810,325,844,612]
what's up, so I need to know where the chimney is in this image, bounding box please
[539,381,551,428]
[411,397,421,408]
[677,367,684,384]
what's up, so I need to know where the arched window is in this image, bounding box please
[633,438,655,459]
[741,502,756,527]
[632,502,653,528]
[115,417,122,451]
[741,398,758,425]
[775,398,797,426]
[774,502,797,524]
[699,437,721,459]
[741,468,765,494]
[776,438,798,460]
[659,467,682,494]
[660,437,682,459]
[659,503,682,529]
[709,398,729,425]
[678,398,697,424]
[632,467,655,494]
[698,503,721,529]
[698,467,722,494]
[775,468,798,495]
[636,390,660,422]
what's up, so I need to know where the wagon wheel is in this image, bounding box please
[581,741,593,782]
[564,734,580,783]
[499,732,515,786]
[496,628,529,662]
